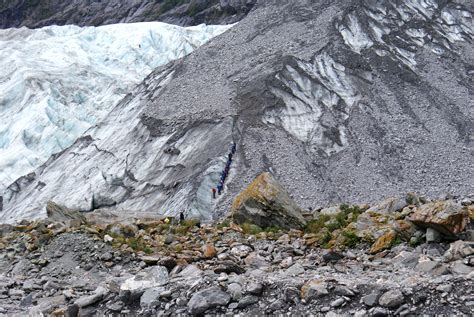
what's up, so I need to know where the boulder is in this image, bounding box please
[366,196,412,215]
[378,289,404,308]
[443,240,474,262]
[300,279,328,302]
[369,230,397,254]
[120,266,169,293]
[140,287,165,308]
[361,292,379,306]
[46,201,86,226]
[187,287,231,315]
[74,286,108,308]
[407,200,469,237]
[231,172,306,230]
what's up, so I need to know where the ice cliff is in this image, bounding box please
[0,22,232,189]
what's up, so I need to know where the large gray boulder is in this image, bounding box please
[187,287,231,315]
[232,173,306,230]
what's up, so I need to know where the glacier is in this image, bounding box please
[0,22,232,190]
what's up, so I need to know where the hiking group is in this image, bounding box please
[212,142,236,199]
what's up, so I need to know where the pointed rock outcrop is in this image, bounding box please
[231,173,306,230]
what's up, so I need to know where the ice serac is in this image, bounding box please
[0,22,232,190]
[1,0,473,224]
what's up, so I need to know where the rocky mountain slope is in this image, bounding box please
[1,0,473,224]
[0,0,256,29]
[0,190,472,316]
[0,21,231,190]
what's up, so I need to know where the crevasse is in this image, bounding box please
[0,22,232,190]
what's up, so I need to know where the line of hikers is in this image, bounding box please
[212,142,236,199]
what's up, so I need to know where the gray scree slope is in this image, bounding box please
[0,0,473,223]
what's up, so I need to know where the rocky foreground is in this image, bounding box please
[0,178,473,316]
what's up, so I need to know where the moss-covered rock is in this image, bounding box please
[232,173,306,230]
[369,230,397,254]
[407,200,469,237]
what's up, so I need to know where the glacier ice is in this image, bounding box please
[0,22,232,190]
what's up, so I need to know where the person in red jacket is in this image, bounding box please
[212,187,217,199]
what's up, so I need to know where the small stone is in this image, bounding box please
[227,283,243,301]
[230,245,253,258]
[202,243,217,259]
[362,292,379,307]
[426,228,441,243]
[354,309,367,317]
[334,285,355,297]
[321,306,330,312]
[371,307,389,316]
[247,282,264,295]
[244,252,269,268]
[217,273,228,282]
[106,301,124,312]
[214,261,245,274]
[74,286,108,308]
[51,308,66,317]
[238,295,259,308]
[379,289,404,308]
[267,299,283,311]
[140,256,160,265]
[286,263,305,275]
[100,252,113,261]
[158,256,177,271]
[322,250,344,263]
[436,284,452,293]
[450,261,473,275]
[103,235,114,243]
[300,280,328,302]
[416,259,441,273]
[140,287,165,308]
[63,289,75,299]
[20,293,33,307]
[164,234,174,245]
[280,257,293,268]
[331,297,345,307]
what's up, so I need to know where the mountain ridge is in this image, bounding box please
[0,0,256,29]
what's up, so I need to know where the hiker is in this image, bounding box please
[212,187,216,199]
[228,152,233,161]
[217,183,223,195]
[179,212,185,222]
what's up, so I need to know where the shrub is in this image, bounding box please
[216,220,230,229]
[304,214,331,233]
[341,230,361,248]
[318,230,332,245]
[241,223,263,235]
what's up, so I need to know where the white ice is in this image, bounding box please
[0,22,232,190]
